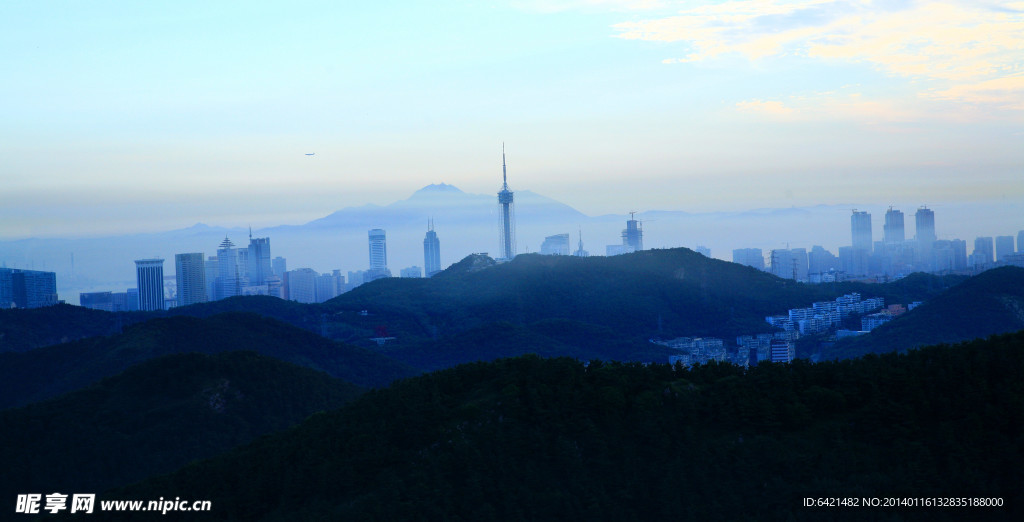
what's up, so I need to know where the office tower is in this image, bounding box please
[1018,230,1024,253]
[695,246,711,257]
[950,239,968,270]
[883,207,904,244]
[851,210,872,251]
[246,232,272,286]
[135,259,165,311]
[80,291,113,311]
[366,228,390,281]
[622,212,643,252]
[215,237,246,300]
[732,248,764,269]
[973,237,994,266]
[423,220,441,277]
[0,268,58,309]
[400,266,423,278]
[995,236,1015,262]
[497,145,516,260]
[769,249,807,281]
[205,256,218,302]
[175,253,207,307]
[931,240,954,272]
[315,272,341,302]
[285,268,318,303]
[915,207,936,243]
[272,256,287,277]
[540,233,571,256]
[808,246,839,275]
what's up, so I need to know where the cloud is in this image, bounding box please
[735,99,795,116]
[614,0,1024,110]
[512,0,667,13]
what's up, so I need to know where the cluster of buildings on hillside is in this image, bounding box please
[656,293,920,367]
[733,207,1024,282]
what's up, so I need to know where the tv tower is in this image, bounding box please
[497,144,516,260]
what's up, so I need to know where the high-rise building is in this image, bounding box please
[0,268,57,309]
[246,232,272,286]
[995,236,1015,262]
[175,253,207,307]
[540,233,570,256]
[80,291,113,311]
[215,237,246,300]
[973,237,994,266]
[808,246,839,275]
[950,239,968,270]
[423,221,441,277]
[769,249,807,281]
[851,210,872,252]
[315,272,341,302]
[135,258,165,311]
[272,256,287,277]
[622,212,643,252]
[732,248,764,269]
[1018,231,1024,253]
[883,207,904,244]
[366,229,391,281]
[204,256,218,302]
[915,207,936,243]
[285,268,318,303]
[497,145,516,260]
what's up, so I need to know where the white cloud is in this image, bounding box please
[614,0,1024,111]
[735,99,795,116]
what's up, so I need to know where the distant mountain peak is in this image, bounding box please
[412,183,465,196]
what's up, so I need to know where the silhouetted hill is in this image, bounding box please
[116,332,1024,520]
[2,249,964,371]
[326,249,961,367]
[379,319,677,372]
[0,296,325,353]
[0,303,129,352]
[0,313,418,410]
[827,266,1024,359]
[0,351,361,496]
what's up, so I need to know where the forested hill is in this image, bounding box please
[0,351,361,495]
[0,312,417,410]
[827,266,1024,359]
[326,248,962,345]
[116,331,1024,521]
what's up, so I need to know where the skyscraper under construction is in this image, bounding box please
[497,145,516,260]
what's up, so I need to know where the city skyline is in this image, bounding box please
[2,1,1022,241]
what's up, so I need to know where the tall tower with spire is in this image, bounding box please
[423,219,441,277]
[497,144,516,260]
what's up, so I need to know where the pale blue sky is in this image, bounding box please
[2,0,1022,240]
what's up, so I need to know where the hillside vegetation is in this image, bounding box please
[828,266,1024,359]
[117,331,1024,521]
[0,312,417,410]
[0,351,362,495]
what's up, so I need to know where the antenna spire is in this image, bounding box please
[502,142,508,189]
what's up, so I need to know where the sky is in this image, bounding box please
[1,0,1022,241]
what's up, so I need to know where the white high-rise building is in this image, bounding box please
[135,258,165,311]
[367,229,391,281]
